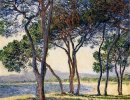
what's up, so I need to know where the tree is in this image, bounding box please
[0,0,53,99]
[93,30,130,95]
[49,0,80,94]
[0,26,64,94]
[113,33,130,95]
[89,0,129,95]
[50,0,101,95]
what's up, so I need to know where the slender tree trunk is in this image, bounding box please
[120,77,123,95]
[119,65,126,95]
[38,0,53,99]
[75,55,80,95]
[68,59,73,93]
[69,55,75,94]
[66,43,74,94]
[70,67,75,94]
[104,28,120,96]
[118,81,122,95]
[24,19,45,100]
[118,65,122,95]
[115,62,121,95]
[46,63,64,94]
[97,24,106,95]
[65,41,75,94]
[66,53,75,94]
[70,74,74,94]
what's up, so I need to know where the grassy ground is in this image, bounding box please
[0,94,35,100]
[1,94,130,100]
[46,93,130,100]
[81,81,130,95]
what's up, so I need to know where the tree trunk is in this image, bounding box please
[115,62,121,95]
[65,43,75,94]
[46,63,64,94]
[104,28,120,96]
[75,55,80,95]
[24,18,45,99]
[97,24,106,95]
[69,55,75,94]
[118,82,122,95]
[118,65,122,95]
[70,68,75,94]
[36,79,45,100]
[119,65,126,95]
[38,0,53,99]
[68,59,73,93]
[66,52,75,94]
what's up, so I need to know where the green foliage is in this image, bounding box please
[0,22,40,72]
[0,40,28,72]
[93,32,130,74]
[0,22,53,72]
[29,22,42,43]
[0,21,5,35]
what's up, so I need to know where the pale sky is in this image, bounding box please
[0,33,98,76]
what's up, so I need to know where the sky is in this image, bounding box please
[0,33,130,77]
[0,33,98,76]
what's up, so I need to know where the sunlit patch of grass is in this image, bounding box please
[0,94,35,100]
[46,93,130,100]
[1,94,130,100]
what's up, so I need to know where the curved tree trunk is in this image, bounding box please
[46,63,64,94]
[66,52,75,94]
[75,55,80,95]
[97,24,106,95]
[38,0,53,99]
[24,18,45,100]
[114,61,121,95]
[104,28,120,96]
[65,41,75,94]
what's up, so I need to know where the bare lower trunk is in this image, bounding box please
[118,81,122,95]
[115,63,121,95]
[35,71,46,100]
[104,69,109,96]
[75,56,80,95]
[68,59,73,93]
[75,64,80,95]
[97,24,106,95]
[37,80,45,100]
[119,66,126,95]
[118,66,122,95]
[46,64,64,94]
[66,50,75,94]
[70,68,75,94]
[97,71,102,95]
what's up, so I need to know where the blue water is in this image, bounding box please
[0,83,93,98]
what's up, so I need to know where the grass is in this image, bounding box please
[1,94,130,100]
[0,95,35,100]
[46,93,130,100]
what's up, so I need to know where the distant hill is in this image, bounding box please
[0,66,130,83]
[0,69,98,83]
